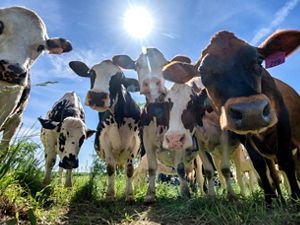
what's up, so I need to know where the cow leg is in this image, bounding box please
[125,155,134,202]
[265,159,285,203]
[144,137,157,204]
[176,162,191,198]
[213,155,226,190]
[41,129,56,186]
[231,146,246,196]
[106,160,116,200]
[195,155,205,195]
[65,169,72,187]
[276,144,300,200]
[198,150,215,197]
[244,140,276,205]
[0,113,21,151]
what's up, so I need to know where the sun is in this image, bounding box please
[124,6,153,38]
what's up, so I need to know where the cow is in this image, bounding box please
[69,59,141,202]
[161,29,300,204]
[0,6,72,152]
[112,48,204,203]
[38,92,95,187]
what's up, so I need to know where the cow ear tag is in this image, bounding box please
[265,51,285,69]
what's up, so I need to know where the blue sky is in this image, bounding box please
[3,0,300,171]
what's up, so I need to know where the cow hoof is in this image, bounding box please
[180,190,191,199]
[144,195,156,205]
[227,193,238,201]
[125,196,135,204]
[106,195,115,202]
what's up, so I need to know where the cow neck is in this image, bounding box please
[141,94,169,128]
[110,87,140,127]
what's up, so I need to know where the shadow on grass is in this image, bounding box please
[63,180,300,225]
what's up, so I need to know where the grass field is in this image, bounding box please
[0,141,300,225]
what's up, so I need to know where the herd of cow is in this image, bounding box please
[1,6,300,206]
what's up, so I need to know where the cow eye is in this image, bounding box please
[0,21,4,35]
[257,56,264,65]
[37,44,45,52]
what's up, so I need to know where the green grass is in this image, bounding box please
[0,141,300,225]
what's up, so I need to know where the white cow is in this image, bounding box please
[69,60,141,202]
[38,92,95,187]
[0,6,72,151]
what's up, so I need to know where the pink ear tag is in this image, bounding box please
[265,51,285,69]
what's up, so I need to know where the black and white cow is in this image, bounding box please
[0,6,72,151]
[113,48,204,203]
[38,92,95,187]
[69,59,141,202]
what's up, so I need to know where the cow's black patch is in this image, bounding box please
[128,123,132,129]
[79,135,85,147]
[59,133,66,152]
[0,21,4,35]
[105,120,110,126]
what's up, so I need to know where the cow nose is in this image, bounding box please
[165,132,186,149]
[228,98,272,129]
[86,91,108,107]
[59,154,78,169]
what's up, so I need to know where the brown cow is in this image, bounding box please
[162,30,300,204]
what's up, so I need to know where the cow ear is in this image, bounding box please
[258,30,300,57]
[38,117,60,130]
[112,55,136,70]
[123,78,140,92]
[69,61,90,77]
[86,129,96,139]
[170,55,192,64]
[162,61,199,84]
[46,38,72,54]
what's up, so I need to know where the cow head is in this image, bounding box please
[69,60,139,112]
[162,78,204,150]
[162,30,300,135]
[39,117,95,169]
[112,48,191,103]
[0,6,72,83]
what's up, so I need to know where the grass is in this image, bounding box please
[0,141,300,224]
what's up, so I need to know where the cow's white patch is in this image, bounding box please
[163,83,194,150]
[57,117,86,160]
[135,48,168,102]
[91,60,122,93]
[0,7,48,69]
[98,118,140,165]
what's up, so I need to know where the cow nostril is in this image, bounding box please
[179,135,185,143]
[230,108,243,121]
[166,136,170,143]
[262,103,270,118]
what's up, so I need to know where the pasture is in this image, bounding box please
[0,139,299,225]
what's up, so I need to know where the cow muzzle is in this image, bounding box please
[0,60,27,85]
[85,91,110,111]
[220,94,278,134]
[59,154,79,169]
[163,132,190,150]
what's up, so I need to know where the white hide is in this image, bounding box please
[162,83,194,150]
[135,48,168,102]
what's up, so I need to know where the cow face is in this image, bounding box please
[162,30,300,135]
[112,48,168,102]
[0,7,72,73]
[69,60,139,112]
[39,117,95,169]
[113,48,192,103]
[162,79,203,150]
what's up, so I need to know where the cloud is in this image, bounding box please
[251,0,299,45]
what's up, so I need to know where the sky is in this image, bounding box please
[2,0,300,171]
